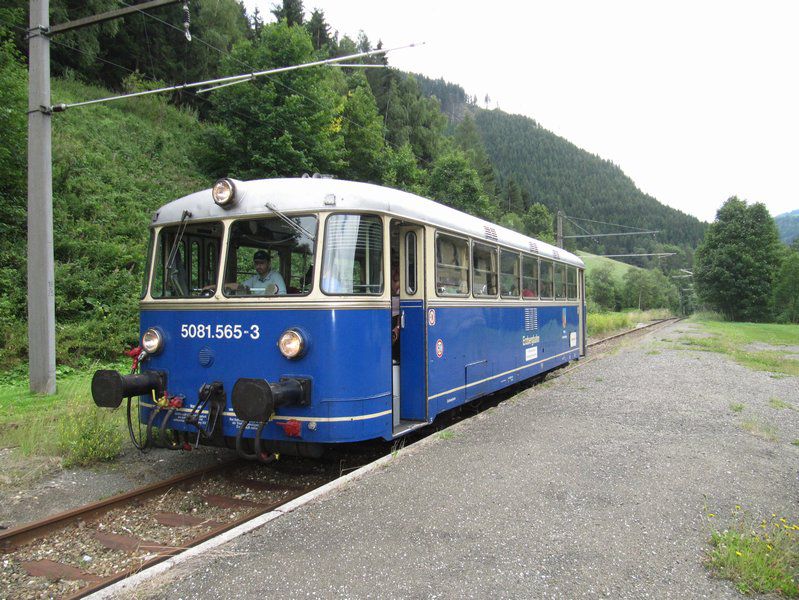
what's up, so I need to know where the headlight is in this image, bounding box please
[141,328,164,355]
[278,328,306,359]
[212,178,236,207]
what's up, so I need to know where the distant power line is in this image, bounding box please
[564,230,659,239]
[599,253,676,258]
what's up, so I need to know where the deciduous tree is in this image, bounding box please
[694,197,782,321]
[587,264,619,311]
[773,251,799,323]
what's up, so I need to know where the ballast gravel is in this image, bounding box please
[132,322,797,599]
[1,462,333,599]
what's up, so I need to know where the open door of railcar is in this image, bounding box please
[391,223,427,434]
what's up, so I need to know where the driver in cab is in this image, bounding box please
[231,250,286,295]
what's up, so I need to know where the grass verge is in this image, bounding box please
[587,308,672,338]
[740,419,778,442]
[706,508,799,596]
[0,363,127,475]
[679,318,799,376]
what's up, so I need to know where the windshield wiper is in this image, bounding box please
[264,202,316,241]
[165,210,192,295]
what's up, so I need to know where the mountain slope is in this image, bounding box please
[472,108,706,256]
[775,209,799,244]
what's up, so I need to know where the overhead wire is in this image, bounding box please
[563,215,599,243]
[112,0,436,167]
[5,7,433,171]
[566,215,654,232]
[1,13,375,161]
[0,14,286,165]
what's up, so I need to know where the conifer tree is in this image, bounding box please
[271,0,304,26]
[306,9,333,51]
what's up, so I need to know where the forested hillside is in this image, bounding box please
[0,0,705,366]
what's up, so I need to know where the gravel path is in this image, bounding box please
[126,320,798,600]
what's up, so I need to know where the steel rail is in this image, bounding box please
[0,459,240,552]
[587,317,683,349]
[0,456,325,599]
[552,317,684,377]
[64,485,316,599]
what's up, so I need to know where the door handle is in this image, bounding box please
[400,310,405,329]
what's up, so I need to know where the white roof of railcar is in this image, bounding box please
[153,178,584,268]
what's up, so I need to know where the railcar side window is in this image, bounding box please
[472,244,498,297]
[539,260,554,299]
[554,263,567,299]
[223,215,317,297]
[435,234,469,296]
[321,214,383,295]
[521,255,538,299]
[151,222,223,298]
[500,250,520,298]
[567,267,578,300]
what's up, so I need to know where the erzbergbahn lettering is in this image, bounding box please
[91,178,586,459]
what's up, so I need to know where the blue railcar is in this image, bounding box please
[91,178,585,459]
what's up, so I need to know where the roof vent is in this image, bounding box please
[553,249,560,259]
[483,226,498,241]
[528,241,538,254]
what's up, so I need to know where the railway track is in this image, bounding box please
[549,316,684,378]
[0,457,346,599]
[1,317,681,599]
[587,317,684,349]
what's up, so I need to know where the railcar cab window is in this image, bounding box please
[223,215,317,297]
[500,250,520,298]
[435,234,469,296]
[521,255,539,299]
[321,214,383,295]
[151,222,223,298]
[539,260,554,299]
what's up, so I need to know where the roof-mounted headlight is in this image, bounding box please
[142,327,164,355]
[212,178,237,207]
[278,328,307,359]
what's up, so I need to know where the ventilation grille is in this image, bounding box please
[198,346,215,367]
[528,241,538,254]
[552,249,560,260]
[483,226,498,241]
[524,308,538,331]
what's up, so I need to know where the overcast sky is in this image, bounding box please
[243,1,798,222]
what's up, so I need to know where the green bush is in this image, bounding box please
[58,405,123,467]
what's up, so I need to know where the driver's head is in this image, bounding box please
[253,250,271,276]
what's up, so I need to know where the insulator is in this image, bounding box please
[183,1,192,41]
